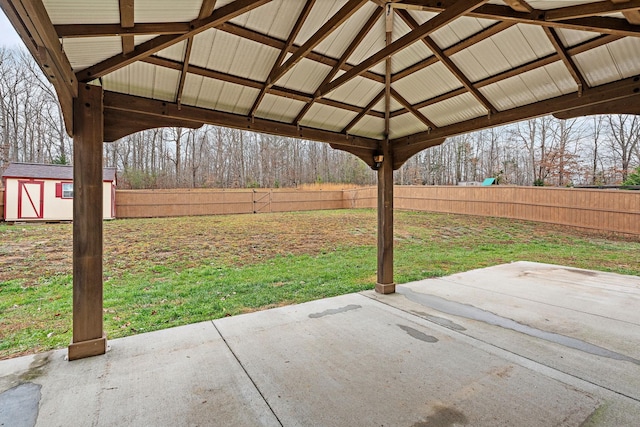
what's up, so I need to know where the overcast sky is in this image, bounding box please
[1,9,25,48]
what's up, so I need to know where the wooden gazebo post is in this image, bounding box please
[376,139,395,294]
[68,84,107,360]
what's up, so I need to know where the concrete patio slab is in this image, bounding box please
[1,261,639,426]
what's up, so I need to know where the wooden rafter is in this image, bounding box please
[342,90,385,133]
[391,75,640,147]
[389,88,435,130]
[391,21,514,82]
[249,0,316,117]
[503,0,532,13]
[75,0,273,82]
[269,0,368,86]
[545,0,640,21]
[175,37,193,109]
[319,0,489,99]
[390,33,620,119]
[199,0,218,19]
[54,22,190,37]
[103,91,380,150]
[141,56,385,119]
[118,0,135,54]
[396,9,496,114]
[396,1,640,36]
[610,0,640,25]
[175,0,217,109]
[543,27,588,95]
[294,7,383,125]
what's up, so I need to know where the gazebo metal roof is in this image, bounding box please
[3,0,640,168]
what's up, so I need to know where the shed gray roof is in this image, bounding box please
[2,163,117,182]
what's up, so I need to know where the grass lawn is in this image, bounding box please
[1,209,639,359]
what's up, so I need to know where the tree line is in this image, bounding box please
[1,47,639,189]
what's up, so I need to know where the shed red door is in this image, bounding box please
[18,180,44,219]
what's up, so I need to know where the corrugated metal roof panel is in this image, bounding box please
[490,25,554,67]
[134,0,201,23]
[602,37,640,79]
[279,58,332,93]
[389,113,429,139]
[573,44,621,86]
[325,76,384,108]
[345,14,385,65]
[451,38,510,82]
[525,1,599,10]
[554,29,601,48]
[390,17,434,74]
[156,40,188,63]
[63,37,122,71]
[230,0,300,40]
[480,77,535,111]
[299,103,356,132]
[393,62,462,105]
[181,74,259,115]
[103,61,179,102]
[372,97,402,114]
[43,0,120,25]
[255,94,306,123]
[515,24,557,58]
[349,116,385,139]
[314,3,378,59]
[513,61,578,101]
[419,93,487,127]
[190,29,279,82]
[294,0,347,47]
[431,16,498,50]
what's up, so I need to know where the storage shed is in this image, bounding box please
[2,163,116,221]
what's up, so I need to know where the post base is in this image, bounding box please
[375,283,396,294]
[68,333,107,361]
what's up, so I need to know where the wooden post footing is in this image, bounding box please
[375,283,396,294]
[68,333,107,361]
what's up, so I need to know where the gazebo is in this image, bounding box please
[2,0,638,360]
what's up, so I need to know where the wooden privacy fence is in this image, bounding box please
[114,188,345,218]
[392,186,640,236]
[3,186,638,235]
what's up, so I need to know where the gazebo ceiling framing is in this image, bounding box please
[2,0,640,170]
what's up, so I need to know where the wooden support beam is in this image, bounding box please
[119,0,135,53]
[503,0,532,13]
[68,84,106,361]
[545,0,640,21]
[543,27,588,94]
[392,137,446,170]
[390,75,640,148]
[399,1,640,37]
[103,110,203,142]
[176,37,193,108]
[103,91,380,150]
[376,138,394,294]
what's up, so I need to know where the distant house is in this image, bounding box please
[2,163,116,221]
